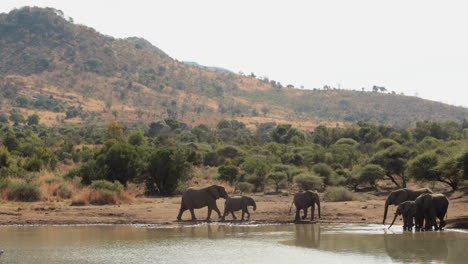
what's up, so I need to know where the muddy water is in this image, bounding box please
[0,223,467,263]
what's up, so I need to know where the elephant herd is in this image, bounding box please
[176,185,449,232]
[176,185,321,222]
[385,189,449,231]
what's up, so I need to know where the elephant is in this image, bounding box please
[414,193,449,231]
[388,201,416,230]
[177,184,229,221]
[382,188,432,225]
[290,190,321,222]
[222,196,257,221]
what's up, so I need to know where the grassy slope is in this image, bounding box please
[1,7,468,129]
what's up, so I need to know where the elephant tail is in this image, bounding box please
[288,201,294,215]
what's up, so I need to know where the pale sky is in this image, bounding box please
[2,0,468,107]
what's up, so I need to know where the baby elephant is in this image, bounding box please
[388,201,416,230]
[222,196,257,221]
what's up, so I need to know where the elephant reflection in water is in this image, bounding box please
[293,224,321,248]
[384,232,448,263]
[184,224,228,239]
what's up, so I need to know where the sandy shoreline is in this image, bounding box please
[1,193,467,229]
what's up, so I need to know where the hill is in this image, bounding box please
[1,6,468,129]
[182,61,233,73]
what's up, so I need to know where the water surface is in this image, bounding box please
[0,223,467,263]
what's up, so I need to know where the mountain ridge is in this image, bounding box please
[1,6,468,129]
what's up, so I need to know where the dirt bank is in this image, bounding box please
[1,192,467,229]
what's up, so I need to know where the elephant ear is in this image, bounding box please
[209,185,220,199]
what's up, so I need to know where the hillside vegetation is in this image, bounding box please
[1,7,468,129]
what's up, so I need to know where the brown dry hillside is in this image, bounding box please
[1,7,468,129]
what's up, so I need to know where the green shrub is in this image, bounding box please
[323,186,355,202]
[90,180,123,193]
[294,173,323,191]
[24,155,43,172]
[0,177,10,189]
[54,184,72,199]
[7,181,41,202]
[236,182,254,194]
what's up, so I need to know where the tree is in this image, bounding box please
[294,172,323,191]
[145,147,191,195]
[15,96,29,107]
[9,111,25,125]
[407,142,465,190]
[98,143,140,186]
[3,131,19,152]
[267,172,287,192]
[261,106,270,117]
[243,156,271,192]
[106,121,125,142]
[218,164,239,185]
[0,148,11,169]
[128,130,146,146]
[369,145,412,188]
[27,114,40,126]
[0,114,8,123]
[358,164,385,191]
[148,121,170,137]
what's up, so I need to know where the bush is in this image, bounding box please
[7,181,42,202]
[90,180,123,193]
[0,177,10,190]
[294,173,323,191]
[89,189,117,205]
[236,182,254,194]
[145,147,192,195]
[323,186,355,202]
[311,163,336,185]
[53,184,72,199]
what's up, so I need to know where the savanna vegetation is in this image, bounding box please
[1,116,467,204]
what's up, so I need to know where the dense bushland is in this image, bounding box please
[1,117,467,204]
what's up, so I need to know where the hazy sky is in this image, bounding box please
[2,1,468,107]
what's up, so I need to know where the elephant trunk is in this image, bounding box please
[248,197,257,211]
[388,213,398,229]
[317,199,321,218]
[383,199,390,225]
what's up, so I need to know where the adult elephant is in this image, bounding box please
[383,188,432,225]
[177,184,228,221]
[290,190,321,222]
[388,201,416,230]
[222,196,257,221]
[414,193,449,231]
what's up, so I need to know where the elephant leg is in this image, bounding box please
[212,205,222,218]
[222,208,228,221]
[177,203,187,221]
[311,204,315,221]
[245,208,250,220]
[189,208,197,221]
[295,209,301,222]
[206,206,212,220]
[231,211,237,220]
[241,210,245,221]
[302,208,308,219]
